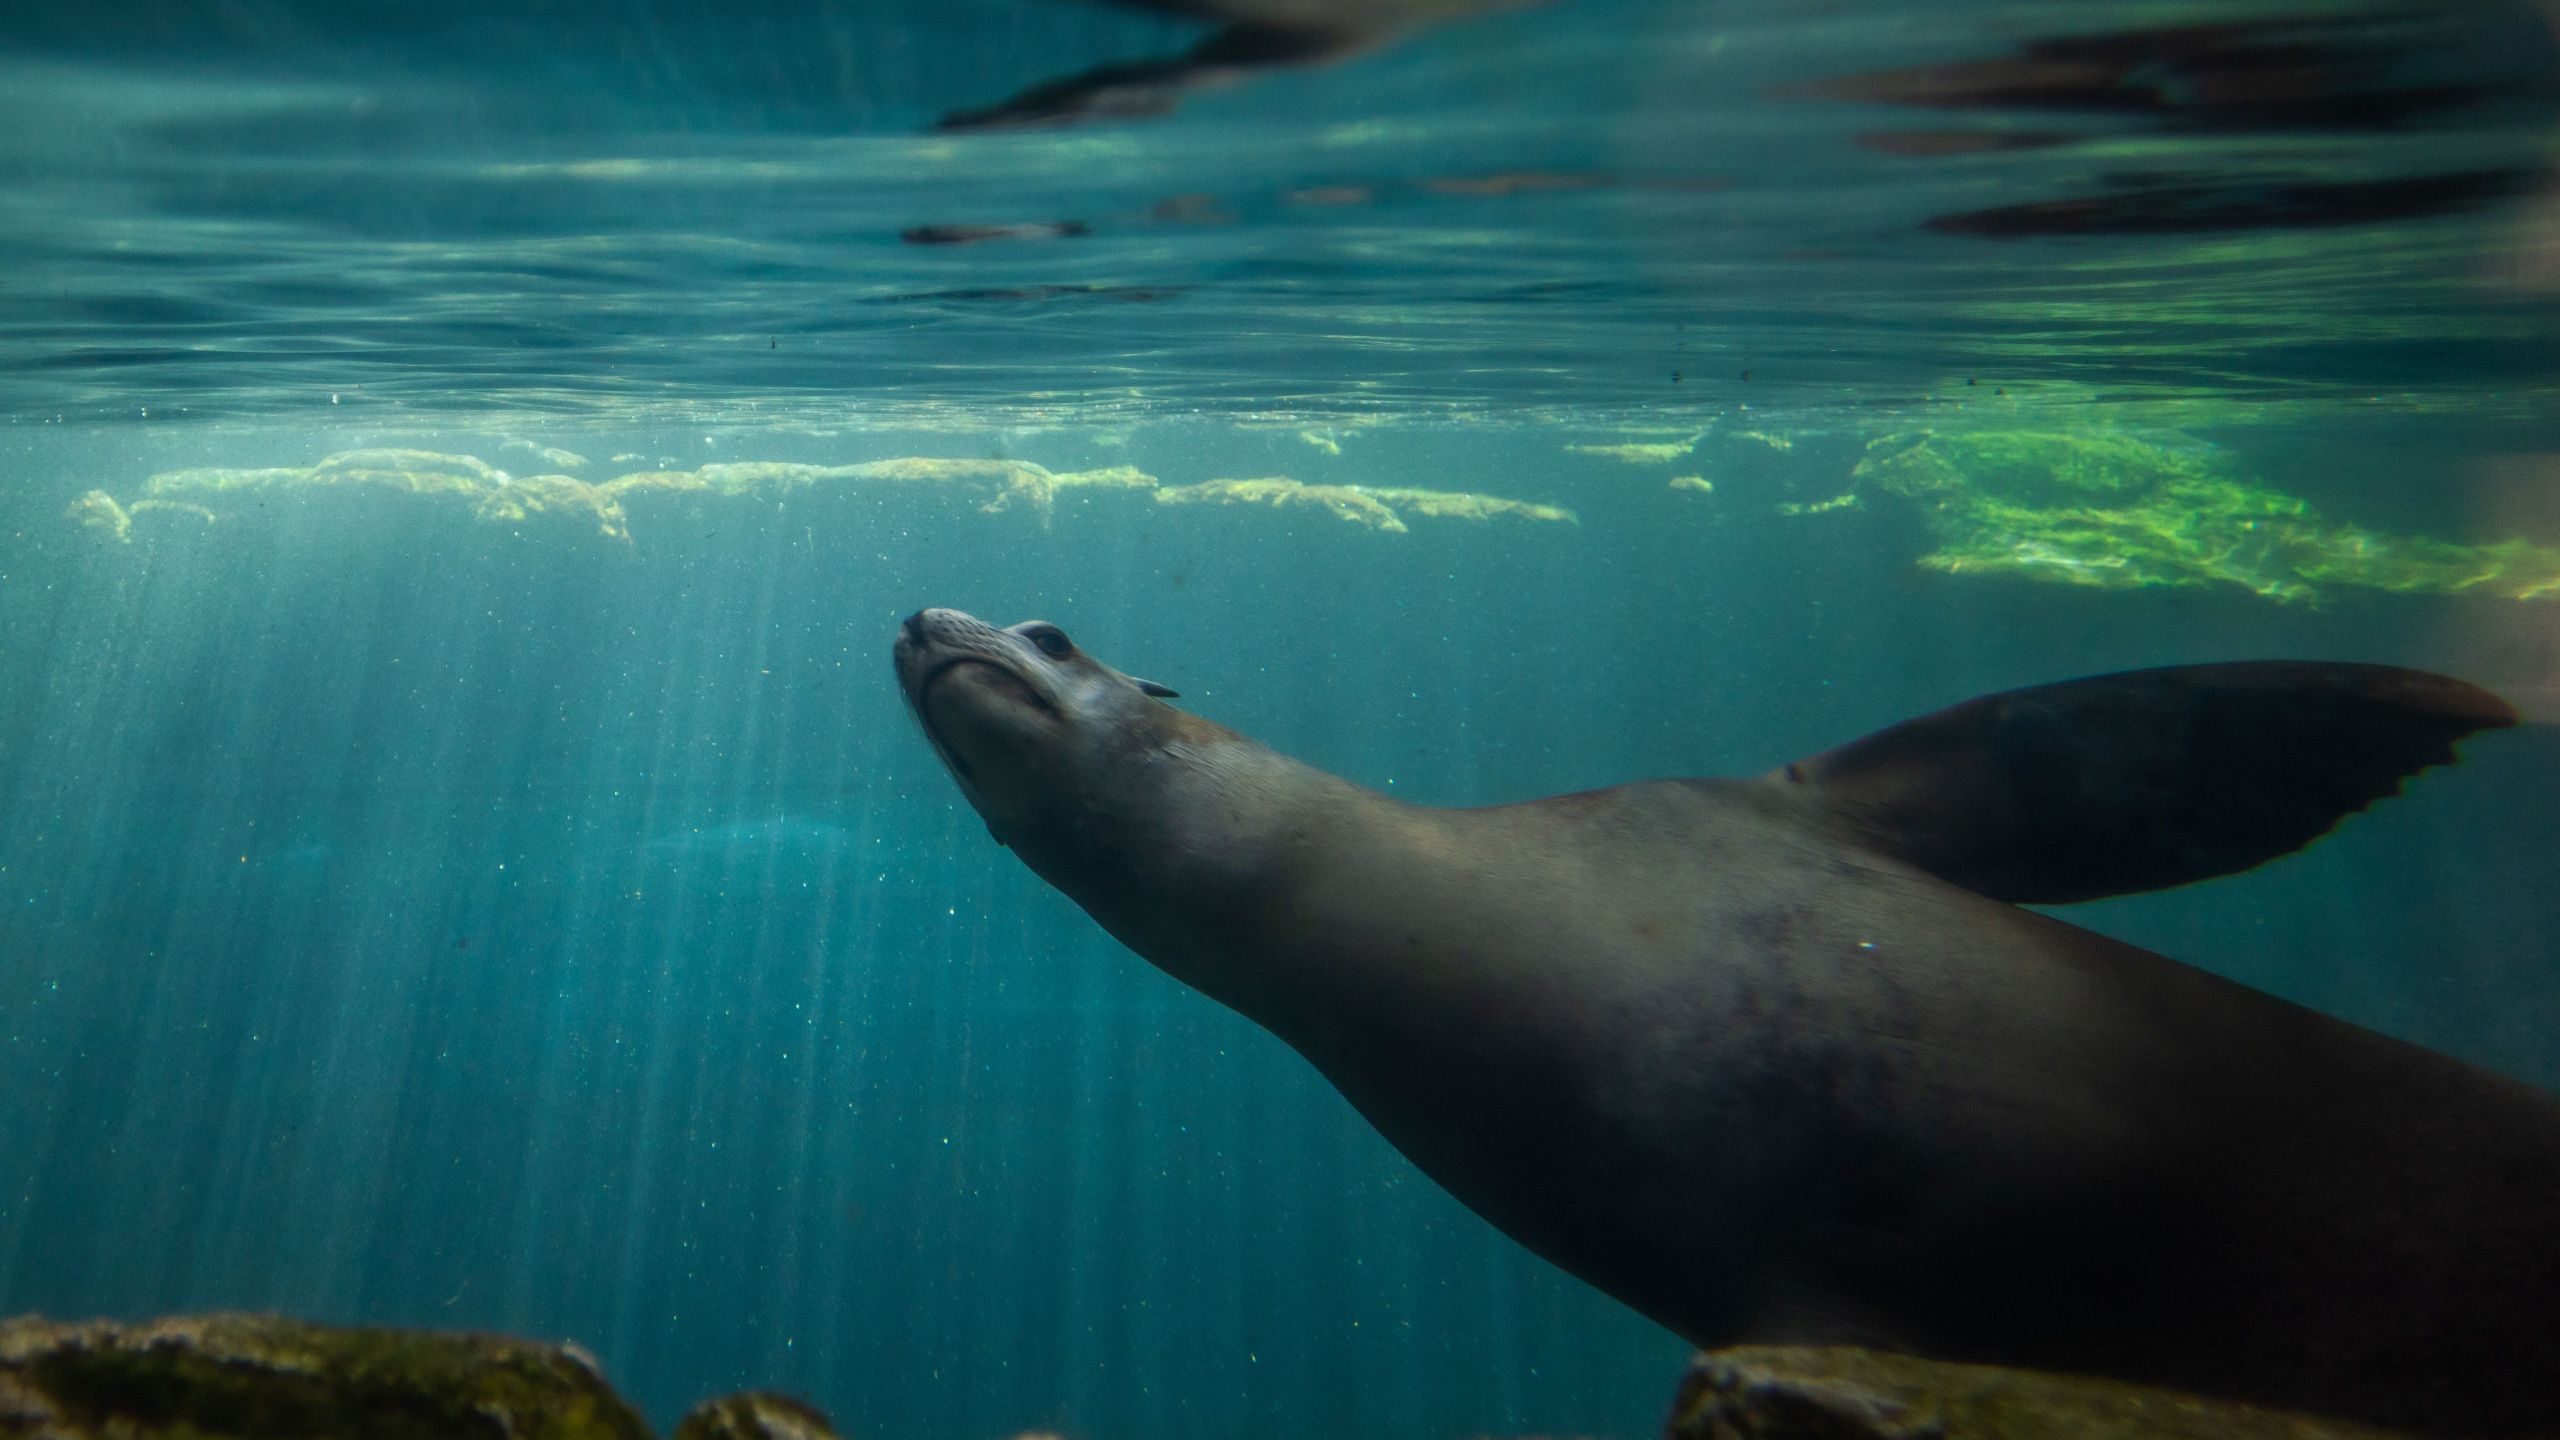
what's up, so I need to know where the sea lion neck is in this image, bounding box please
[1012,708,1416,1028]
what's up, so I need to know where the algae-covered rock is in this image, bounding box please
[1568,437,1698,463]
[1154,477,1575,531]
[502,439,590,471]
[1854,430,2560,604]
[0,1313,650,1440]
[144,450,505,504]
[79,450,1569,547]
[65,491,130,543]
[305,449,506,497]
[670,1392,841,1440]
[474,475,632,542]
[1668,1346,2411,1440]
[142,464,314,498]
[1362,486,1577,525]
[1157,476,1411,531]
[131,500,219,534]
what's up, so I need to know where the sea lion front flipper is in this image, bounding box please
[1774,661,2518,905]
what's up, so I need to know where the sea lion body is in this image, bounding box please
[892,608,2560,1436]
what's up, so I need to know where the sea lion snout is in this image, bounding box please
[896,606,984,655]
[893,608,1195,859]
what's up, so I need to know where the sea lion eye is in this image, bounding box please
[1027,626,1074,659]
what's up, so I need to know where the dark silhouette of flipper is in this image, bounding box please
[936,0,1541,132]
[1777,660,2518,905]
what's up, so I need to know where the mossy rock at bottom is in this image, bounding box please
[1669,1347,2414,1440]
[0,1313,652,1440]
[670,1392,841,1440]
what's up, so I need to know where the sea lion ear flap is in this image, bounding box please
[1772,661,2517,905]
[1134,678,1181,698]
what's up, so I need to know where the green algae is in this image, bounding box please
[0,1311,2432,1440]
[1362,485,1576,525]
[669,1392,841,1440]
[0,1313,650,1440]
[1670,1346,2414,1440]
[475,475,631,541]
[1155,476,1576,530]
[1853,430,2560,604]
[1157,476,1411,531]
[65,491,130,542]
[77,449,1574,546]
[1567,438,1697,463]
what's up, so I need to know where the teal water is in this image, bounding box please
[3,2,2560,1438]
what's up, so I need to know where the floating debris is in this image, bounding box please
[1855,429,2560,603]
[1669,475,1714,495]
[1299,430,1344,456]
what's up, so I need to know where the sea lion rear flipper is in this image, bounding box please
[1774,661,2517,904]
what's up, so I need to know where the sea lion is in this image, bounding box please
[891,607,2560,1437]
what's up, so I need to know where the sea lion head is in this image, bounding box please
[892,608,1183,852]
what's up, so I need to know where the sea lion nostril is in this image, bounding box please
[902,610,929,643]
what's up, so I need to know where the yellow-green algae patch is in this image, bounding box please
[1854,430,2560,604]
[1567,438,1698,464]
[503,438,590,471]
[1158,477,1410,531]
[1155,477,1577,532]
[671,1391,843,1440]
[79,450,1573,546]
[476,475,631,541]
[1670,1345,2411,1440]
[1780,493,1861,517]
[0,1312,650,1440]
[66,491,130,541]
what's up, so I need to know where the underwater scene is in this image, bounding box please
[4,1,2560,1438]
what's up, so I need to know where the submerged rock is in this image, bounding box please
[670,1392,840,1440]
[0,1313,2432,1440]
[1669,1347,2411,1440]
[0,1313,652,1440]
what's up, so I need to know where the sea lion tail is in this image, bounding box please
[1772,661,2518,905]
